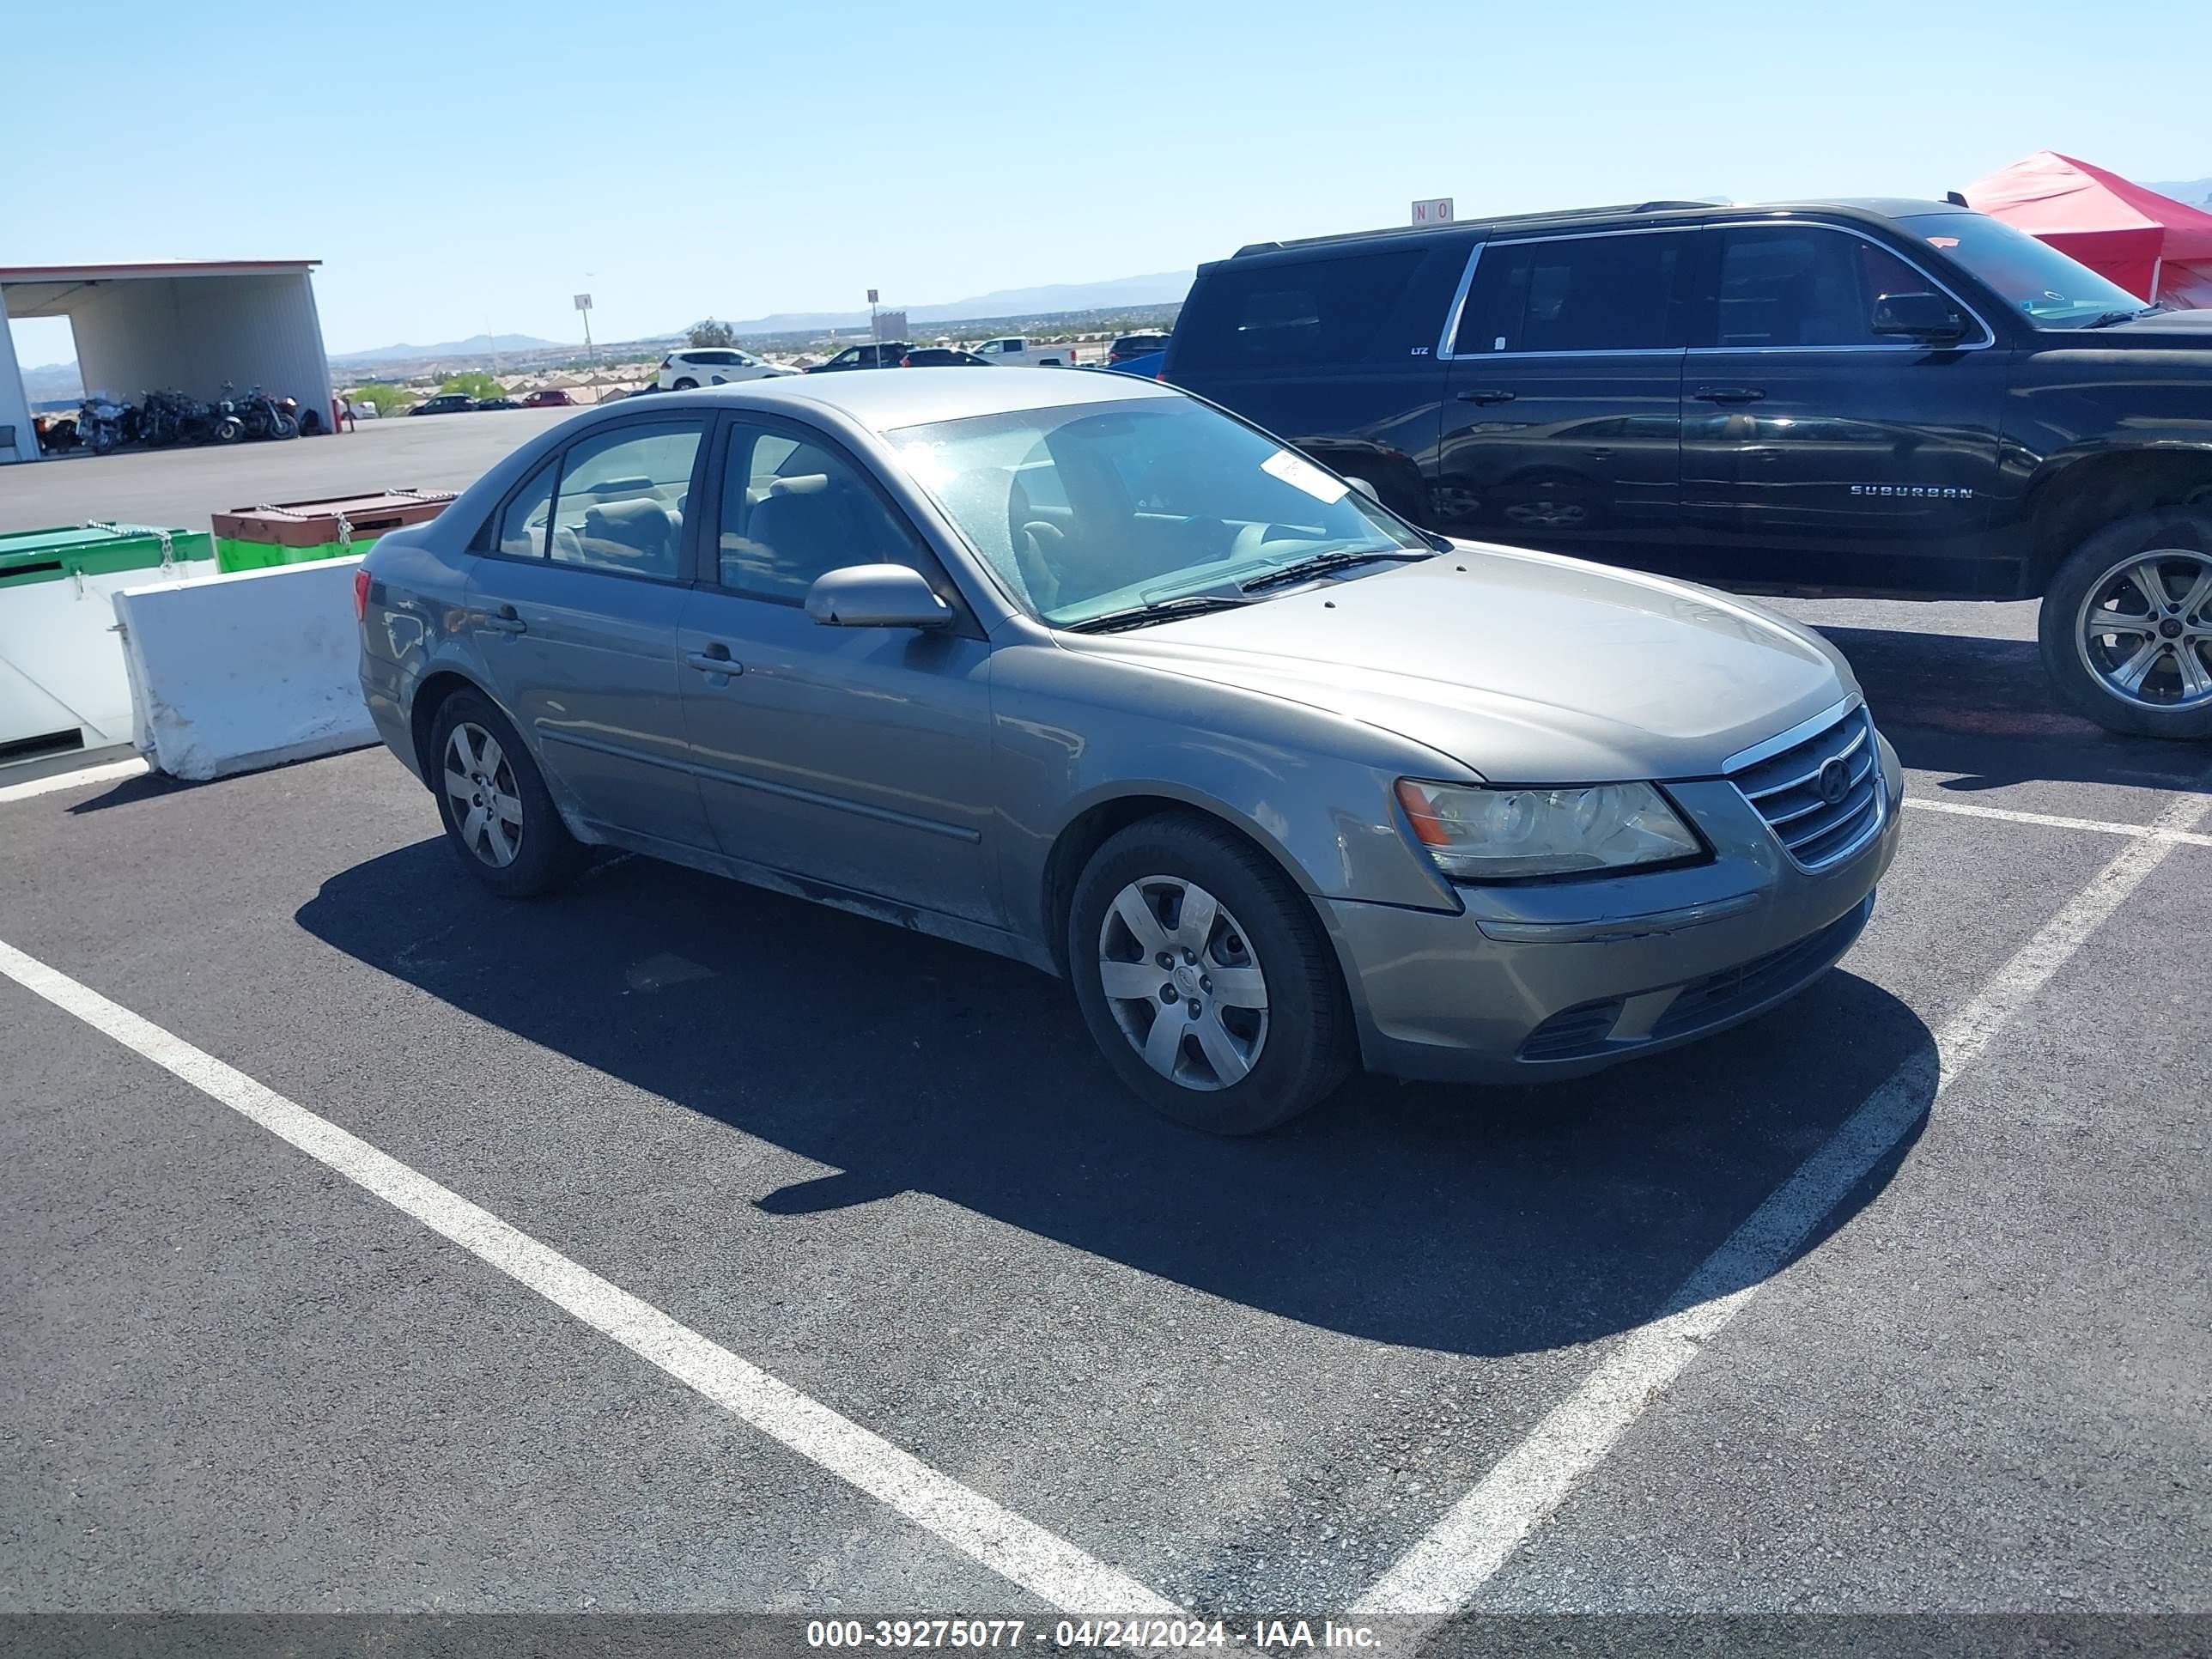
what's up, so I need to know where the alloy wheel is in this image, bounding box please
[2075,549,2212,710]
[1096,876,1269,1091]
[443,722,525,868]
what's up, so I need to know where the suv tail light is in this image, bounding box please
[352,567,371,621]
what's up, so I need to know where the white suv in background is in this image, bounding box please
[972,337,1070,368]
[656,348,793,390]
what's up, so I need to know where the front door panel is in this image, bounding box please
[678,594,999,923]
[676,416,1000,926]
[1675,223,2009,593]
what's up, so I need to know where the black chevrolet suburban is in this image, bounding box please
[1165,198,2212,738]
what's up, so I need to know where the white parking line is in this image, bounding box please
[0,757,149,804]
[0,936,1179,1617]
[1354,773,2212,1621]
[1905,793,2212,848]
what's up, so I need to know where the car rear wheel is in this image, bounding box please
[428,690,585,896]
[1068,815,1352,1134]
[672,378,696,391]
[2040,507,2212,740]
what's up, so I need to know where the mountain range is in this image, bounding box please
[329,332,562,365]
[697,271,1195,335]
[316,274,1199,362]
[2147,178,2212,207]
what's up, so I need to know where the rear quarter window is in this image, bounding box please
[1176,247,1443,373]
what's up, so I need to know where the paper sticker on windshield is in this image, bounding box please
[1261,448,1349,504]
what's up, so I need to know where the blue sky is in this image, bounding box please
[8,0,2207,361]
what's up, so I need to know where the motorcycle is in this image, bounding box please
[210,386,245,445]
[234,384,299,441]
[139,388,205,447]
[76,395,129,456]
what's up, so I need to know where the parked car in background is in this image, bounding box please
[1166,197,2212,738]
[900,347,991,367]
[409,392,478,416]
[357,368,1898,1133]
[474,397,521,412]
[972,337,1072,367]
[1109,332,1173,364]
[1108,349,1167,380]
[657,348,793,391]
[807,342,916,373]
[521,388,575,408]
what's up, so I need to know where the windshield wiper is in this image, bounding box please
[2083,306,2162,329]
[1239,549,1433,594]
[1063,593,1254,634]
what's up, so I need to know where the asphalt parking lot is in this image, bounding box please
[2,594,2206,1641]
[0,409,576,535]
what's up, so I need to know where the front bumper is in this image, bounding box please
[1322,733,1903,1084]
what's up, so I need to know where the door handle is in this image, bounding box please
[1692,386,1766,404]
[1455,387,1516,404]
[484,604,527,635]
[685,646,744,678]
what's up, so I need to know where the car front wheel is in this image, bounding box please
[1068,815,1352,1134]
[2040,507,2212,739]
[428,690,585,896]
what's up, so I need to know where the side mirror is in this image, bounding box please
[1871,291,1966,342]
[804,563,953,629]
[1346,475,1381,503]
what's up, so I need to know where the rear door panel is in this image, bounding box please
[1431,229,1692,564]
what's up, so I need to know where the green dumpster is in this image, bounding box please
[210,489,456,574]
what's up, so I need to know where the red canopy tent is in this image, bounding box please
[1963,151,2212,309]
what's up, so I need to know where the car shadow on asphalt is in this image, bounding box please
[1814,624,2209,795]
[298,839,1932,1358]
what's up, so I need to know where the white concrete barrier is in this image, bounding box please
[112,557,376,781]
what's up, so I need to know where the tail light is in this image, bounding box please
[352,567,371,621]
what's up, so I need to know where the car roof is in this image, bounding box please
[635,364,1175,432]
[1226,197,1966,258]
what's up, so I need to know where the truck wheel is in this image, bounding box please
[1068,814,1353,1135]
[2039,507,2212,740]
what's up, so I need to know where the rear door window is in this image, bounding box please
[1180,249,1432,371]
[1454,231,1690,355]
[544,420,705,580]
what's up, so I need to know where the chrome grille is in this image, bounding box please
[1728,704,1884,872]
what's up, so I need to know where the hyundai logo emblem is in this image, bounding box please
[1817,757,1851,805]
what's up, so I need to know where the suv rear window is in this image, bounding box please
[1454,232,1689,355]
[1178,249,1431,371]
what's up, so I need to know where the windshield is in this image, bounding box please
[1905,210,2149,325]
[886,398,1430,626]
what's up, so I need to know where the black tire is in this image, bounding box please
[2039,506,2212,740]
[1067,813,1353,1134]
[672,378,696,391]
[427,690,585,897]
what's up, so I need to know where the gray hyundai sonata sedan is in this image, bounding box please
[357,368,1901,1133]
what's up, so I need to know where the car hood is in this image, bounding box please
[1066,544,1856,783]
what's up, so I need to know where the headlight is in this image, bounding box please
[1393,779,1703,879]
